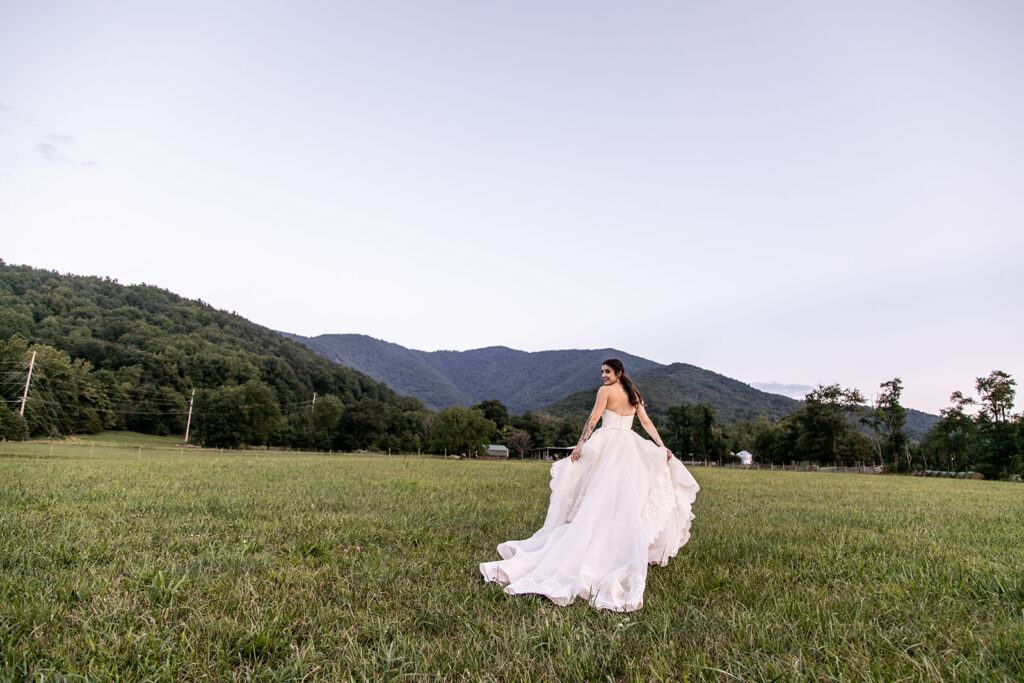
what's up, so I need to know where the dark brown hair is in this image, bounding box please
[603,358,643,408]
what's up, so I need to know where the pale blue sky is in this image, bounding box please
[2,1,1022,414]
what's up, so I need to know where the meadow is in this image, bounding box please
[1,436,1022,681]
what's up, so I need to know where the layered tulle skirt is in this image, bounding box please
[480,418,699,612]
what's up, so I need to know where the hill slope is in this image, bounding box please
[284,333,660,413]
[546,366,939,439]
[285,333,474,408]
[546,363,802,423]
[286,334,815,425]
[903,409,940,442]
[0,262,423,438]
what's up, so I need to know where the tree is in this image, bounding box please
[922,391,978,472]
[976,371,1016,424]
[972,417,1020,481]
[283,394,344,451]
[336,397,390,451]
[922,375,1021,480]
[0,262,430,446]
[506,429,532,459]
[973,371,1019,480]
[193,380,281,448]
[509,412,542,447]
[793,384,866,466]
[864,378,910,471]
[0,404,28,440]
[429,407,495,456]
[664,403,729,463]
[542,415,581,448]
[0,339,108,437]
[728,418,756,456]
[472,399,509,431]
[508,412,579,448]
[124,385,187,436]
[752,417,799,466]
[235,381,282,446]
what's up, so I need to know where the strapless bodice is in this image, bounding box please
[601,409,635,430]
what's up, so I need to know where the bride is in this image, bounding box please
[480,359,699,612]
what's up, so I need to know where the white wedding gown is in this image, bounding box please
[480,409,700,612]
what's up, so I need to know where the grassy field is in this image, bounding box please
[1,441,1022,681]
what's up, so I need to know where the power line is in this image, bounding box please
[1,349,334,436]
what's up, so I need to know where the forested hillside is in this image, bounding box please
[546,364,938,440]
[285,333,661,412]
[0,262,427,450]
[1,261,967,473]
[545,362,801,423]
[283,333,475,408]
[426,346,661,413]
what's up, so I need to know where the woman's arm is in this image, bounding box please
[570,387,609,462]
[637,403,673,462]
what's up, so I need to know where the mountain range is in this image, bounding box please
[284,333,940,438]
[0,260,938,442]
[281,333,660,414]
[283,333,800,420]
[545,362,802,423]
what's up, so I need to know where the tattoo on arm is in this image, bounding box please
[576,418,597,446]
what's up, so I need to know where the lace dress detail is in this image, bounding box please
[480,409,699,612]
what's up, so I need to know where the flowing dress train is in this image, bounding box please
[480,409,699,612]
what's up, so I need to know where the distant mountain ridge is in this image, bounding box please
[282,333,659,413]
[545,363,802,423]
[282,333,805,422]
[283,333,474,408]
[286,333,940,439]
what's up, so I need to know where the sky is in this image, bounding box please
[1,1,1022,415]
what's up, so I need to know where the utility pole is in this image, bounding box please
[312,392,317,407]
[19,350,36,417]
[184,388,195,443]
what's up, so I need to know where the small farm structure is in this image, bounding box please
[481,445,509,459]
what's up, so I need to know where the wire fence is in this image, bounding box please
[0,438,431,459]
[682,461,883,474]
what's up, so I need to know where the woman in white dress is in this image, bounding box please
[480,359,700,612]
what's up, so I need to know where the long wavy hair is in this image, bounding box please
[603,358,643,408]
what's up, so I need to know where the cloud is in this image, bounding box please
[35,142,72,164]
[34,140,98,168]
[0,103,99,167]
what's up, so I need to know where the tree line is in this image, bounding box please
[1,263,1020,478]
[0,262,429,447]
[1,331,1020,478]
[0,334,577,456]
[661,373,1022,481]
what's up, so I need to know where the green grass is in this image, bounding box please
[1,445,1021,681]
[55,430,188,449]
